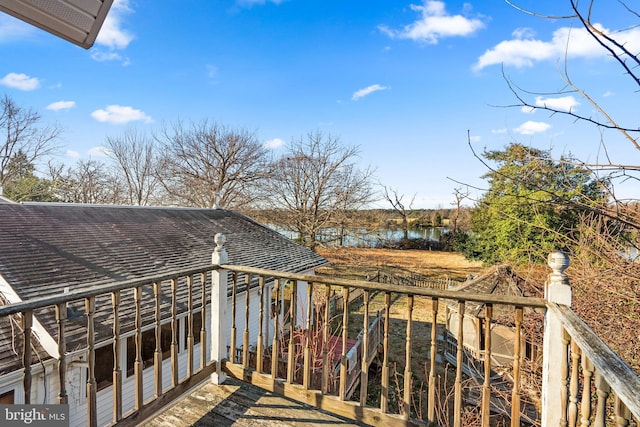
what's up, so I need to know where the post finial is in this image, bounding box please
[214,233,226,250]
[547,250,570,276]
[212,233,228,266]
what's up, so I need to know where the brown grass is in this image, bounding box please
[315,247,488,414]
[316,247,485,282]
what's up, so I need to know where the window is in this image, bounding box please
[0,389,14,404]
[126,322,177,377]
[94,345,114,391]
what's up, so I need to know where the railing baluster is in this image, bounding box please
[187,275,194,377]
[322,284,330,394]
[481,304,493,427]
[287,280,298,384]
[153,281,163,398]
[339,286,350,399]
[170,278,179,387]
[230,272,237,364]
[511,306,523,427]
[256,276,266,374]
[594,372,610,427]
[134,286,143,411]
[303,281,313,389]
[428,297,438,423]
[243,273,251,369]
[86,296,97,427]
[22,309,32,404]
[381,291,391,413]
[561,328,570,427]
[454,301,465,427]
[359,289,370,406]
[200,272,207,370]
[111,291,122,422]
[271,278,280,379]
[614,395,631,427]
[403,294,414,419]
[580,352,594,427]
[55,303,68,405]
[569,340,581,427]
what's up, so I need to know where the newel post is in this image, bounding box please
[211,233,228,384]
[541,251,571,427]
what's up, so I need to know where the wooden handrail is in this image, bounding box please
[2,250,638,427]
[0,265,216,317]
[221,264,547,308]
[549,302,640,420]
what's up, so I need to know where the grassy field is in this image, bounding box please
[315,247,485,282]
[313,247,487,412]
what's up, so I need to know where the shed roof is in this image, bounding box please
[0,203,327,295]
[0,203,328,362]
[447,264,542,320]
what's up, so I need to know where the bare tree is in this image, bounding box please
[156,119,269,209]
[264,131,375,249]
[382,185,415,240]
[49,159,123,204]
[451,186,470,233]
[106,128,165,206]
[0,94,61,193]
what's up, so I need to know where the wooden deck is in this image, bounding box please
[141,377,368,427]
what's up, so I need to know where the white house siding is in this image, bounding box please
[277,280,312,330]
[226,283,273,354]
[68,282,276,427]
[0,360,57,405]
[9,272,315,427]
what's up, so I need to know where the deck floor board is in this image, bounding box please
[142,377,368,426]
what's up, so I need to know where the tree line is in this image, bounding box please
[0,99,378,249]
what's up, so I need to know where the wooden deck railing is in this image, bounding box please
[0,234,638,427]
[218,245,640,427]
[0,264,220,427]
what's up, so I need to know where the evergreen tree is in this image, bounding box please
[462,143,607,265]
[3,150,56,202]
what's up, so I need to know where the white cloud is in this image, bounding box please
[0,73,40,90]
[603,90,615,98]
[352,84,388,101]
[264,138,285,149]
[91,105,152,124]
[379,1,485,44]
[512,27,536,40]
[46,100,76,111]
[521,106,536,114]
[96,0,134,49]
[65,150,80,158]
[88,146,111,157]
[90,51,123,62]
[492,128,508,134]
[469,135,481,143]
[474,23,640,70]
[237,0,284,6]
[514,121,551,135]
[93,0,134,63]
[534,95,579,112]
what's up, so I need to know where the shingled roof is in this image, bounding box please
[0,203,329,358]
[447,264,543,320]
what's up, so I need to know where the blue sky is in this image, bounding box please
[1,0,639,208]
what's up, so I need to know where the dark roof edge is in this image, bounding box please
[20,202,226,211]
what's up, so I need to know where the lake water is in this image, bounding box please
[270,225,447,248]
